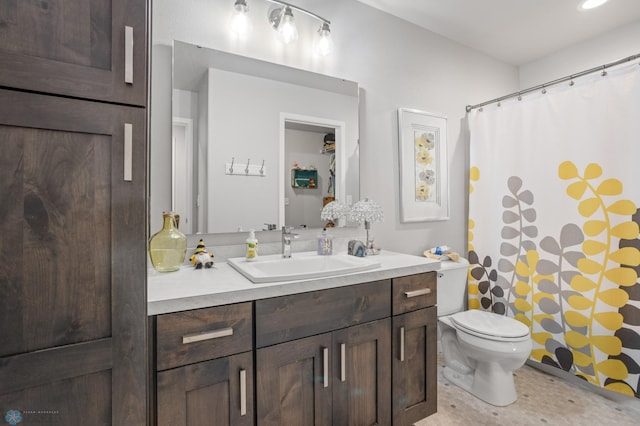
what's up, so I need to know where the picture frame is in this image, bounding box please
[398,108,449,222]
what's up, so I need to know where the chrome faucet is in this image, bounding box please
[281,226,298,258]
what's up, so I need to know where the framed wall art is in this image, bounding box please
[398,108,449,222]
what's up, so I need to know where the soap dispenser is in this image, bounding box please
[245,229,258,261]
[317,227,333,255]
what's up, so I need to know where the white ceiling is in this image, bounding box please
[355,0,640,65]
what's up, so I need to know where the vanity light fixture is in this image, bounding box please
[266,0,333,54]
[230,0,252,37]
[229,0,334,54]
[577,0,608,10]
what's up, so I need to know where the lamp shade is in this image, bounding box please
[278,7,298,44]
[349,198,383,224]
[315,22,333,56]
[230,0,252,37]
[321,201,348,221]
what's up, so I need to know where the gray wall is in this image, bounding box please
[151,0,639,257]
[151,0,518,256]
[519,21,640,88]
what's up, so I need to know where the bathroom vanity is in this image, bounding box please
[148,251,439,425]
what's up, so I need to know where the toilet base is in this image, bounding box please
[443,360,517,407]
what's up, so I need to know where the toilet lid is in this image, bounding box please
[450,310,529,339]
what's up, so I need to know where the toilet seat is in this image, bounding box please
[450,310,530,342]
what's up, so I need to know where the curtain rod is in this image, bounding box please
[465,52,640,113]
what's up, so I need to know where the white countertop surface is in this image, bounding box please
[148,250,440,316]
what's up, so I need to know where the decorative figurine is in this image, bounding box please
[190,239,215,269]
[348,240,366,257]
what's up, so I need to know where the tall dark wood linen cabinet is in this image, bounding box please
[0,1,149,424]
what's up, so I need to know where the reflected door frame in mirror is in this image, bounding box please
[279,113,347,229]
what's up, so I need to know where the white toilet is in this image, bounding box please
[437,258,532,406]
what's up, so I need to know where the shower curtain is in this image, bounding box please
[467,62,640,398]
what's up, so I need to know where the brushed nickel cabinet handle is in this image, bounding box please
[124,123,132,181]
[404,288,432,298]
[400,326,405,362]
[240,369,247,416]
[124,26,134,84]
[340,343,346,382]
[322,347,329,388]
[182,327,233,344]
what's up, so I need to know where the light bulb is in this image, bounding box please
[278,7,298,44]
[230,0,252,37]
[577,0,608,10]
[315,22,333,56]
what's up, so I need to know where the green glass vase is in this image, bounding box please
[149,212,187,272]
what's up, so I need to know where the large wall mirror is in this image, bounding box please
[172,40,360,234]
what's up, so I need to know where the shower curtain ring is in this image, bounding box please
[601,66,607,77]
[229,157,235,174]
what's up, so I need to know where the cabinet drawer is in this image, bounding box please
[156,303,253,371]
[256,280,390,348]
[392,272,436,315]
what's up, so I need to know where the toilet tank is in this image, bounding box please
[436,257,470,316]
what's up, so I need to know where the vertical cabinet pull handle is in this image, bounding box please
[124,26,134,84]
[340,343,346,382]
[400,326,405,362]
[124,123,132,181]
[322,347,329,388]
[239,369,247,416]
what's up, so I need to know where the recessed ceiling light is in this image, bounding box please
[577,0,608,10]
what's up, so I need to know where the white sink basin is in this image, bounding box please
[227,251,381,283]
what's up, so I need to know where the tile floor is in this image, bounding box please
[416,355,640,425]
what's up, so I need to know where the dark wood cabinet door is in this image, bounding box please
[333,319,391,426]
[256,334,333,426]
[0,0,147,105]
[0,89,147,425]
[392,307,437,425]
[157,351,254,426]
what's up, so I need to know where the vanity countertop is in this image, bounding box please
[148,251,440,316]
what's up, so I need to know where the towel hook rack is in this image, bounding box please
[225,158,266,177]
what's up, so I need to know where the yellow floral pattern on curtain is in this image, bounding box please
[468,162,640,398]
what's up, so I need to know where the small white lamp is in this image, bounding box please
[321,200,348,227]
[349,198,384,255]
